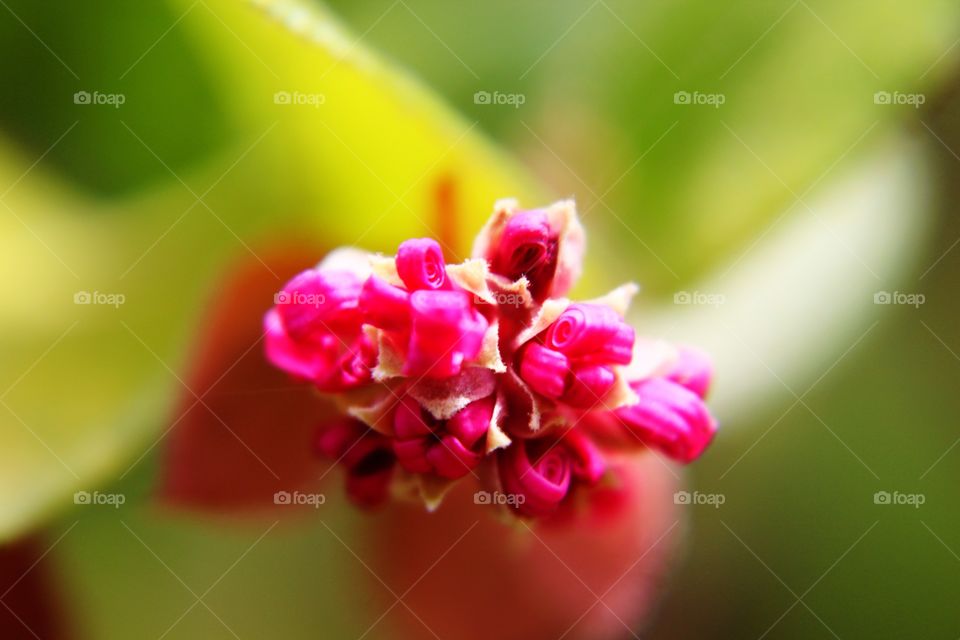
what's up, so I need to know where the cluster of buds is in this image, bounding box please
[265,200,718,518]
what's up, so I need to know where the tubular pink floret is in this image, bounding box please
[563,364,616,408]
[518,343,569,399]
[396,238,448,291]
[667,346,713,398]
[265,268,372,391]
[405,290,488,379]
[499,439,573,517]
[545,303,634,365]
[393,396,493,479]
[360,276,411,333]
[615,377,717,463]
[315,419,396,508]
[492,210,558,299]
[561,428,607,484]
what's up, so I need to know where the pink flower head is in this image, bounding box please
[264,199,718,518]
[393,395,494,479]
[264,268,375,391]
[498,429,606,517]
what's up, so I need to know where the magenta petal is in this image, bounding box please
[616,378,718,463]
[276,269,362,340]
[493,210,558,299]
[561,429,607,484]
[394,396,433,439]
[397,238,448,291]
[314,418,365,459]
[499,441,572,516]
[518,343,569,399]
[405,290,488,379]
[563,364,616,408]
[445,396,494,449]
[546,304,634,365]
[394,438,433,474]
[264,309,332,381]
[343,438,396,508]
[427,435,481,479]
[361,276,411,333]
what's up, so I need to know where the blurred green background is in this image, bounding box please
[2,0,960,638]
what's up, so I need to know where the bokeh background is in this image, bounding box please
[1,0,960,638]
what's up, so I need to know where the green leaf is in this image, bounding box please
[0,0,543,541]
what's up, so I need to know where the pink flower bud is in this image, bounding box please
[563,364,616,408]
[396,238,448,291]
[315,419,395,508]
[545,303,634,365]
[518,343,569,399]
[561,428,607,484]
[492,210,558,300]
[265,268,372,391]
[499,439,573,517]
[393,396,493,479]
[667,346,713,398]
[360,276,411,333]
[615,377,717,463]
[404,290,488,379]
